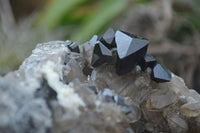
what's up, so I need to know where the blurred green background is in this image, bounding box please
[0,0,200,91]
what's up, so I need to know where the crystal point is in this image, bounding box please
[115,30,149,75]
[89,35,99,46]
[139,54,157,71]
[91,42,112,67]
[151,63,171,82]
[67,42,80,53]
[100,28,116,49]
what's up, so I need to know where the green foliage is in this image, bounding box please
[39,0,90,28]
[38,0,129,43]
[169,24,194,42]
[173,0,200,32]
[72,0,128,43]
[187,0,200,31]
[184,13,200,32]
[133,0,152,4]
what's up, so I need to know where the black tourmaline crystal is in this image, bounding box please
[139,54,157,71]
[89,35,99,46]
[100,28,116,49]
[115,30,149,75]
[89,28,171,82]
[91,42,112,67]
[67,42,80,53]
[151,63,171,82]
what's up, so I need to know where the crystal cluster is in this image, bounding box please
[87,28,171,83]
[1,39,200,133]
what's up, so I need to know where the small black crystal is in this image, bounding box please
[89,35,99,46]
[98,88,114,102]
[122,105,132,115]
[115,30,149,75]
[100,28,116,49]
[91,42,112,67]
[114,96,132,114]
[64,53,71,65]
[67,42,80,53]
[102,88,113,96]
[151,63,171,82]
[114,95,125,106]
[88,86,98,94]
[65,40,73,46]
[64,56,71,65]
[139,54,157,71]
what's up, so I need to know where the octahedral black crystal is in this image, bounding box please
[139,54,157,71]
[122,105,132,115]
[151,63,171,83]
[100,28,116,49]
[115,30,149,75]
[91,42,112,67]
[67,42,80,53]
[89,35,99,46]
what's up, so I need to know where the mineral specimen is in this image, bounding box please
[0,29,199,133]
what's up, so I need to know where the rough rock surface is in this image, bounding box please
[0,41,200,133]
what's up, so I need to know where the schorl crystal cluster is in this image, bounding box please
[87,28,171,83]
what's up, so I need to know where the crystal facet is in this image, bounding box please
[115,30,149,75]
[151,63,171,82]
[114,96,132,114]
[98,88,114,102]
[114,95,125,106]
[65,40,73,46]
[89,35,99,46]
[64,56,71,65]
[91,42,112,67]
[122,105,132,115]
[88,86,98,94]
[139,54,157,71]
[67,42,80,53]
[100,28,116,49]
